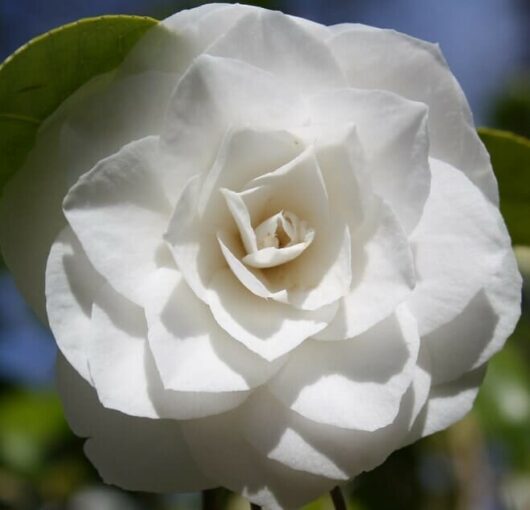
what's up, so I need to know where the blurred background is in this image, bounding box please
[0,0,529,509]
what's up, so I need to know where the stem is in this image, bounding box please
[202,489,217,510]
[330,486,347,510]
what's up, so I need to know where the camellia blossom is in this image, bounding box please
[0,4,522,509]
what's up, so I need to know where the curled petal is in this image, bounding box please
[63,137,172,307]
[407,158,510,336]
[161,54,305,185]
[143,267,284,392]
[46,227,104,382]
[407,366,486,443]
[308,89,430,233]
[328,25,498,204]
[182,405,339,510]
[207,268,339,361]
[241,385,420,481]
[206,9,347,94]
[423,250,521,385]
[56,355,214,493]
[268,305,420,431]
[315,199,415,340]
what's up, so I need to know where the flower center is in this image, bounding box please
[242,210,315,269]
[255,210,305,250]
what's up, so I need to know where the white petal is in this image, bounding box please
[63,137,171,307]
[164,176,221,302]
[242,386,418,481]
[316,199,415,340]
[269,306,420,431]
[407,159,509,336]
[88,283,159,419]
[45,227,104,382]
[410,345,433,426]
[161,54,305,184]
[217,230,273,299]
[239,147,353,310]
[243,147,329,230]
[243,241,313,269]
[56,355,214,493]
[408,367,486,443]
[199,128,303,225]
[308,89,430,233]
[220,188,258,254]
[423,250,522,385]
[206,9,347,94]
[328,25,498,204]
[143,267,283,392]
[45,231,207,422]
[307,123,367,230]
[165,128,303,302]
[207,268,338,361]
[182,406,338,510]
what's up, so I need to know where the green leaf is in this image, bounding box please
[0,15,157,195]
[479,128,530,245]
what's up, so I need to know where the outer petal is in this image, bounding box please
[308,89,430,233]
[63,137,172,307]
[182,405,339,510]
[86,277,249,420]
[161,55,305,191]
[407,366,486,443]
[207,268,338,361]
[315,199,415,340]
[56,355,214,493]
[407,159,509,336]
[45,227,104,382]
[241,386,418,481]
[268,306,420,431]
[328,25,498,203]
[423,250,522,385]
[88,282,160,419]
[206,9,347,94]
[142,267,284,392]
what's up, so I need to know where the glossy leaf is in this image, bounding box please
[0,15,157,194]
[479,128,530,246]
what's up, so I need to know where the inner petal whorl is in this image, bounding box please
[255,210,305,250]
[243,210,315,270]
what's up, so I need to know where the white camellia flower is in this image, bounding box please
[0,4,522,509]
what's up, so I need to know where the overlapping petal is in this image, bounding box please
[206,9,347,94]
[308,88,430,233]
[161,54,305,193]
[56,355,214,493]
[46,227,104,382]
[63,136,172,307]
[207,268,339,361]
[407,158,509,336]
[315,199,415,340]
[182,405,339,510]
[241,385,419,481]
[143,267,284,392]
[328,25,498,204]
[268,306,419,431]
[422,249,521,385]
